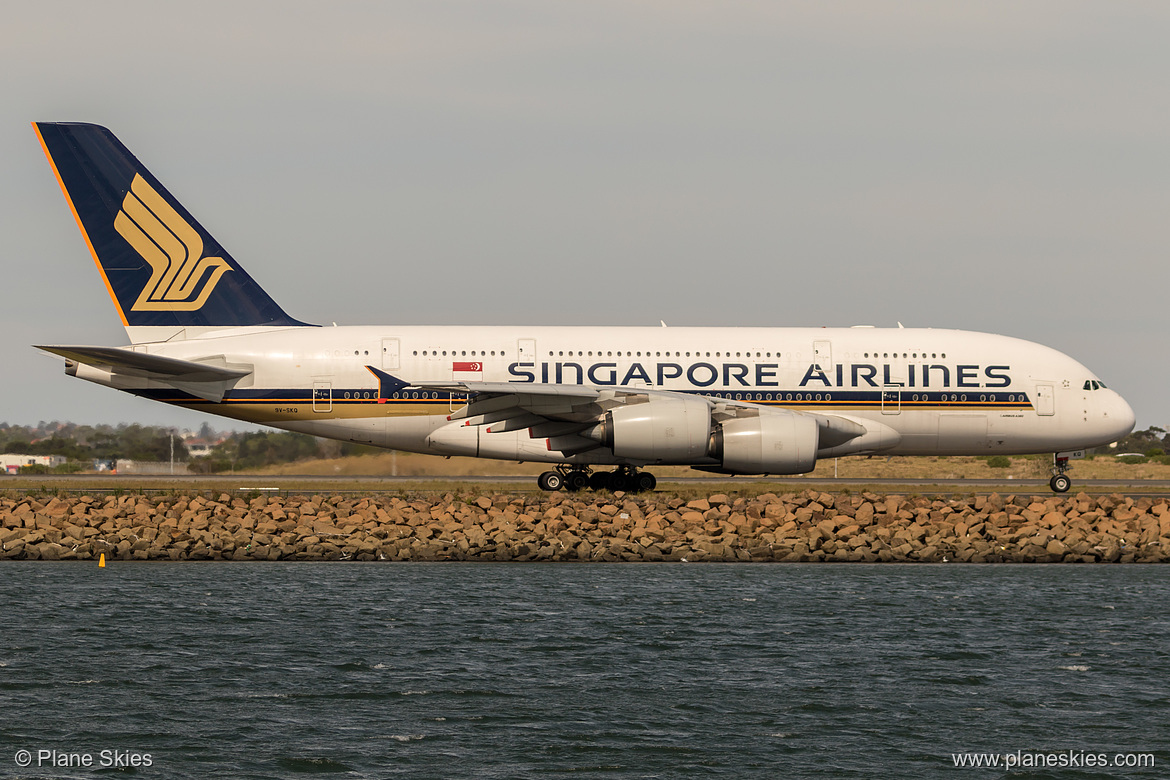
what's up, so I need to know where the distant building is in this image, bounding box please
[184,439,215,458]
[1,454,67,474]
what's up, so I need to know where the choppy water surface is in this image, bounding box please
[1,563,1167,779]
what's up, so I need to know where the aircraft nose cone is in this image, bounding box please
[1106,392,1136,441]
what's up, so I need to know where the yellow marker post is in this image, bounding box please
[99,553,106,568]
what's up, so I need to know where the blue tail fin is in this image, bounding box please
[34,122,312,330]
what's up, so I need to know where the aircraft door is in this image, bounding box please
[313,381,332,413]
[1035,384,1055,416]
[881,385,901,415]
[381,338,400,370]
[813,340,832,371]
[518,339,536,363]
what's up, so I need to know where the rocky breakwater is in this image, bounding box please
[1,491,1169,563]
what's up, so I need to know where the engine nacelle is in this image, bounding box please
[588,396,712,462]
[711,412,819,475]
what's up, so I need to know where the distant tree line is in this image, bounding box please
[187,431,380,473]
[1,421,383,473]
[0,422,186,463]
[1092,426,1170,463]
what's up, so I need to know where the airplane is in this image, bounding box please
[32,122,1135,494]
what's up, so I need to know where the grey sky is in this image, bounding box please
[2,1,1167,432]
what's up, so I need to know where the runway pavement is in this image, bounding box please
[4,473,1168,498]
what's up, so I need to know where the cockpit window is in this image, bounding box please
[1084,380,1092,391]
[1083,380,1106,391]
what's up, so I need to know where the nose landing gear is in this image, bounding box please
[1049,454,1072,493]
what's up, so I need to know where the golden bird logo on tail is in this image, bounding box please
[114,174,231,311]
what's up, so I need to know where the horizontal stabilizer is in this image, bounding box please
[36,345,252,402]
[37,345,252,381]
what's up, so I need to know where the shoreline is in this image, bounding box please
[3,490,1168,563]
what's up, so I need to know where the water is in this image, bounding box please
[1,563,1167,779]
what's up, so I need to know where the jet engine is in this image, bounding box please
[709,411,819,474]
[586,395,712,462]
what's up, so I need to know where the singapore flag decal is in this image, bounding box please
[452,361,483,380]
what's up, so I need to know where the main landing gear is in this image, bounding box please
[1049,454,1072,493]
[537,465,657,493]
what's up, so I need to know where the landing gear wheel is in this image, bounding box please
[589,471,612,491]
[607,471,630,493]
[1049,453,1073,494]
[537,471,564,491]
[565,471,590,492]
[633,471,657,493]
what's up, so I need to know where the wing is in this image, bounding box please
[425,381,639,457]
[410,377,885,461]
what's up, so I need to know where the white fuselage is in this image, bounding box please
[34,123,1138,484]
[81,324,1134,466]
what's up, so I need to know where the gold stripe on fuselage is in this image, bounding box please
[165,401,451,424]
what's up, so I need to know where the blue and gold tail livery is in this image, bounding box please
[34,122,311,329]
